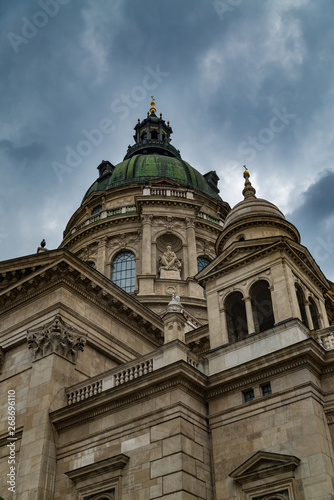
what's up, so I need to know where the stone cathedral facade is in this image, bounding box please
[1,99,334,500]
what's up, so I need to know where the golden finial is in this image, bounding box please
[242,165,256,199]
[150,96,156,114]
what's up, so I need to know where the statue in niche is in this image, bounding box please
[159,245,182,272]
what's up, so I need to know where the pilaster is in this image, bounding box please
[141,214,153,274]
[16,316,86,499]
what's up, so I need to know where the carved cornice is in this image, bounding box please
[63,214,139,250]
[0,346,4,373]
[27,314,87,363]
[0,253,164,347]
[66,454,129,483]
[207,348,324,399]
[199,237,328,291]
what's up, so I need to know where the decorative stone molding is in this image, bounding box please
[230,451,300,485]
[0,346,5,373]
[27,315,86,363]
[108,230,141,251]
[196,238,215,259]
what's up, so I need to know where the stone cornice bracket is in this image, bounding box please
[27,315,87,363]
[0,346,5,373]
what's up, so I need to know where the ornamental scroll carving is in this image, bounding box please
[27,315,86,363]
[196,238,215,259]
[108,230,141,250]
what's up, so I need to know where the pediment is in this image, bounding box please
[0,249,164,345]
[0,250,60,292]
[148,177,183,188]
[229,450,300,484]
[196,237,329,291]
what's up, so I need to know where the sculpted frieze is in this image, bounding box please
[107,230,141,250]
[196,238,215,259]
[27,314,86,363]
[153,216,185,232]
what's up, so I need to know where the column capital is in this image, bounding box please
[141,214,153,225]
[27,315,86,363]
[185,217,195,229]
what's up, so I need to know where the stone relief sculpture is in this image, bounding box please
[159,245,182,271]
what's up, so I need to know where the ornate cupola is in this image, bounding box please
[124,96,181,160]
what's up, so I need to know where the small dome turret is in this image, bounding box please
[216,167,300,253]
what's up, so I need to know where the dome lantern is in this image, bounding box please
[124,98,181,160]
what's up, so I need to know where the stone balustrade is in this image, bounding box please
[114,359,153,386]
[142,185,193,199]
[67,205,137,236]
[67,380,103,405]
[65,342,203,405]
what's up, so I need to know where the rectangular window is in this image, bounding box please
[243,389,254,402]
[253,488,289,499]
[261,383,272,396]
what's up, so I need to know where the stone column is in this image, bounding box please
[16,316,86,499]
[244,296,256,334]
[96,237,108,275]
[305,300,314,330]
[220,307,229,343]
[186,218,197,278]
[141,215,153,274]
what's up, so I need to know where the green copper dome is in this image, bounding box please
[83,154,221,202]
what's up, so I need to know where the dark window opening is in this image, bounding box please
[309,297,320,330]
[225,291,248,343]
[243,389,254,402]
[92,205,102,215]
[250,280,275,333]
[295,283,309,328]
[261,383,272,396]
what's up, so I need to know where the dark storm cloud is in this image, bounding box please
[0,0,333,280]
[287,170,334,280]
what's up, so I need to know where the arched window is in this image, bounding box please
[309,297,320,330]
[295,283,308,328]
[197,257,211,298]
[151,130,158,139]
[111,251,136,293]
[86,261,96,269]
[225,291,248,343]
[197,256,211,273]
[250,280,275,333]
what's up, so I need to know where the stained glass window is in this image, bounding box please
[112,252,136,293]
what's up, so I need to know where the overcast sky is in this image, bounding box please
[1,0,333,280]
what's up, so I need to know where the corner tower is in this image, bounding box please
[61,99,230,323]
